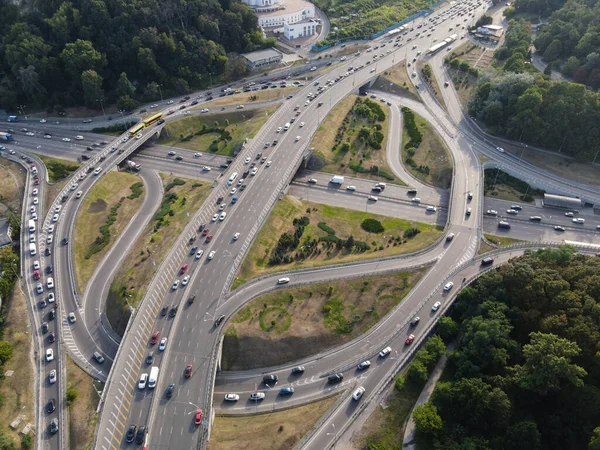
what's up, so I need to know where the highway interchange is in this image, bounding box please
[2,0,600,448]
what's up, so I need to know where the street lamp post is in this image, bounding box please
[18,105,28,121]
[96,98,106,118]
[157,84,164,101]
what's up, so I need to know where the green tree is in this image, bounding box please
[589,426,600,450]
[406,360,429,385]
[412,402,443,435]
[504,421,541,450]
[60,39,105,80]
[516,332,587,395]
[0,341,14,364]
[344,235,355,250]
[81,70,104,109]
[117,95,138,112]
[116,72,135,98]
[437,316,459,342]
[66,388,78,406]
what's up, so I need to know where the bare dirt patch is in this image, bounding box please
[87,199,107,214]
[371,61,420,102]
[209,396,338,450]
[66,356,98,450]
[223,268,428,370]
[201,87,299,108]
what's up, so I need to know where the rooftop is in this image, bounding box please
[242,48,284,63]
[0,219,11,248]
[256,0,313,18]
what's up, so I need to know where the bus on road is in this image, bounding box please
[143,113,163,127]
[128,122,145,137]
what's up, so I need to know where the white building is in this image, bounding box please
[284,18,318,40]
[242,48,284,69]
[242,0,315,30]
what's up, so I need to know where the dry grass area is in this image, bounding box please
[0,283,34,447]
[310,95,400,183]
[201,87,299,108]
[402,111,453,189]
[446,43,493,108]
[0,160,24,215]
[158,106,278,156]
[372,61,420,101]
[209,396,338,450]
[44,179,69,218]
[478,239,496,255]
[235,196,442,285]
[223,268,427,370]
[485,183,536,204]
[107,175,211,335]
[67,356,98,450]
[483,233,525,247]
[74,171,145,292]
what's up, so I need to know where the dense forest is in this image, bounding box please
[468,19,600,161]
[0,0,272,112]
[412,247,600,450]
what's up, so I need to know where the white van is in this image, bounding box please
[283,122,290,131]
[148,366,159,388]
[29,243,36,256]
[277,278,290,284]
[227,172,238,186]
[28,219,36,233]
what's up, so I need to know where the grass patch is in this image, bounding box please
[208,396,338,450]
[371,61,420,101]
[478,239,496,255]
[235,197,442,285]
[0,160,24,214]
[418,61,447,110]
[0,284,34,447]
[66,356,99,450]
[74,172,146,292]
[223,269,428,370]
[38,155,80,182]
[484,168,544,203]
[401,108,453,189]
[106,175,210,336]
[202,86,299,108]
[158,106,278,156]
[309,95,401,183]
[483,233,525,247]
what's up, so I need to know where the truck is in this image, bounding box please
[0,132,13,141]
[29,243,36,256]
[28,219,35,233]
[126,160,141,171]
[148,366,159,388]
[329,175,345,185]
[387,27,404,37]
[7,116,17,122]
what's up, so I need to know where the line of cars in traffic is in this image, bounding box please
[486,205,598,231]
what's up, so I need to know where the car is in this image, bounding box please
[263,374,278,385]
[208,250,216,260]
[411,198,421,203]
[486,210,498,216]
[244,157,251,164]
[33,197,38,205]
[466,207,472,216]
[48,310,55,321]
[250,167,258,176]
[214,315,225,327]
[46,348,54,362]
[328,373,344,384]
[146,352,154,364]
[346,185,356,191]
[135,426,146,444]
[32,188,38,196]
[443,281,454,291]
[49,369,57,384]
[299,122,305,127]
[219,203,226,211]
[357,360,371,370]
[219,212,227,221]
[295,136,301,141]
[195,250,204,259]
[233,232,240,241]
[250,392,265,401]
[49,418,59,434]
[230,187,237,195]
[291,366,305,375]
[33,270,40,280]
[189,246,198,256]
[52,213,59,222]
[150,331,160,345]
[405,334,415,345]
[572,218,585,224]
[530,216,542,221]
[181,275,190,286]
[75,135,84,140]
[224,393,239,401]
[379,347,392,357]
[48,293,55,303]
[564,211,574,217]
[266,161,272,167]
[126,425,137,443]
[368,196,378,202]
[165,383,176,399]
[506,209,518,215]
[138,373,148,389]
[279,387,295,396]
[42,322,49,333]
[352,386,366,400]
[432,301,441,311]
[94,351,105,363]
[47,398,56,414]
[446,233,455,242]
[211,214,218,222]
[158,337,167,351]
[237,178,244,186]
[410,316,420,326]
[180,264,188,274]
[202,166,211,171]
[47,277,54,289]
[205,235,213,243]
[172,280,180,290]
[93,167,102,175]
[76,190,83,198]
[184,364,193,378]
[37,283,44,294]
[308,178,317,184]
[510,205,522,211]
[554,225,565,232]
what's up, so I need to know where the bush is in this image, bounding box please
[317,222,336,235]
[66,388,78,406]
[404,227,421,238]
[361,218,384,233]
[165,178,186,192]
[128,182,144,199]
[21,434,32,450]
[85,197,125,258]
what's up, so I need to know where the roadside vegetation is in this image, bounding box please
[310,95,401,183]
[401,108,453,188]
[38,156,80,182]
[482,234,525,249]
[209,396,338,450]
[412,248,600,449]
[202,86,299,108]
[235,197,443,285]
[107,175,210,335]
[223,268,428,370]
[74,172,146,292]
[484,168,544,203]
[371,62,420,101]
[418,62,447,110]
[158,106,278,156]
[66,357,99,450]
[0,160,24,213]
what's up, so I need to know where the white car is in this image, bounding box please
[52,214,59,222]
[75,135,84,140]
[233,232,240,241]
[70,183,78,191]
[33,260,40,270]
[564,212,574,217]
[181,275,190,286]
[250,392,265,400]
[299,122,305,127]
[486,210,498,216]
[572,218,585,224]
[46,349,54,362]
[62,137,71,142]
[48,293,55,303]
[49,370,57,384]
[54,205,62,213]
[224,394,239,402]
[47,277,54,289]
[46,235,52,244]
[244,157,251,164]
[167,100,174,104]
[352,386,366,401]
[40,119,47,123]
[202,166,211,171]
[172,280,180,290]
[121,136,129,143]
[346,185,356,191]
[357,360,371,370]
[138,373,148,389]
[295,136,301,141]
[150,104,159,109]
[443,281,454,291]
[47,224,54,233]
[432,301,441,311]
[230,188,237,195]
[368,196,378,201]
[208,250,216,260]
[32,189,38,196]
[277,127,282,133]
[506,209,518,214]
[25,132,35,136]
[36,283,43,294]
[68,312,76,323]
[211,214,219,222]
[32,213,37,221]
[33,197,38,205]
[266,161,272,167]
[219,203,226,211]
[250,168,258,176]
[159,338,167,351]
[237,178,244,186]
[194,153,202,158]
[236,105,244,109]
[43,134,51,139]
[195,250,204,259]
[30,206,36,214]
[379,347,392,358]
[93,167,102,175]
[219,212,227,221]
[76,191,83,199]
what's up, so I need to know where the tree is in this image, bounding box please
[0,341,13,364]
[412,403,443,436]
[437,316,459,342]
[406,360,429,385]
[504,421,541,450]
[81,70,104,109]
[358,126,371,142]
[425,335,446,362]
[344,235,355,250]
[516,332,587,395]
[117,95,138,112]
[589,427,600,450]
[116,72,135,98]
[60,39,105,81]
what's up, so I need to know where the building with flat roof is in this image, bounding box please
[242,0,315,28]
[284,18,318,40]
[0,219,12,248]
[543,193,582,210]
[242,48,284,69]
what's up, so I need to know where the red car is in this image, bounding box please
[184,364,193,378]
[179,264,188,275]
[150,331,160,345]
[205,235,212,243]
[33,270,40,280]
[194,409,203,425]
[34,179,40,185]
[201,228,209,236]
[405,334,415,345]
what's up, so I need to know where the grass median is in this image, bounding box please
[209,396,338,450]
[158,106,278,156]
[107,175,211,336]
[202,86,299,108]
[234,196,442,286]
[38,155,80,182]
[224,268,428,370]
[74,171,146,292]
[66,356,99,450]
[0,160,24,212]
[371,61,420,102]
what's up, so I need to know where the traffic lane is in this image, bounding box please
[287,182,447,226]
[140,145,229,167]
[134,155,220,181]
[482,216,600,243]
[484,197,599,224]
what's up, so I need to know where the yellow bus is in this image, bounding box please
[143,113,163,127]
[128,122,145,136]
